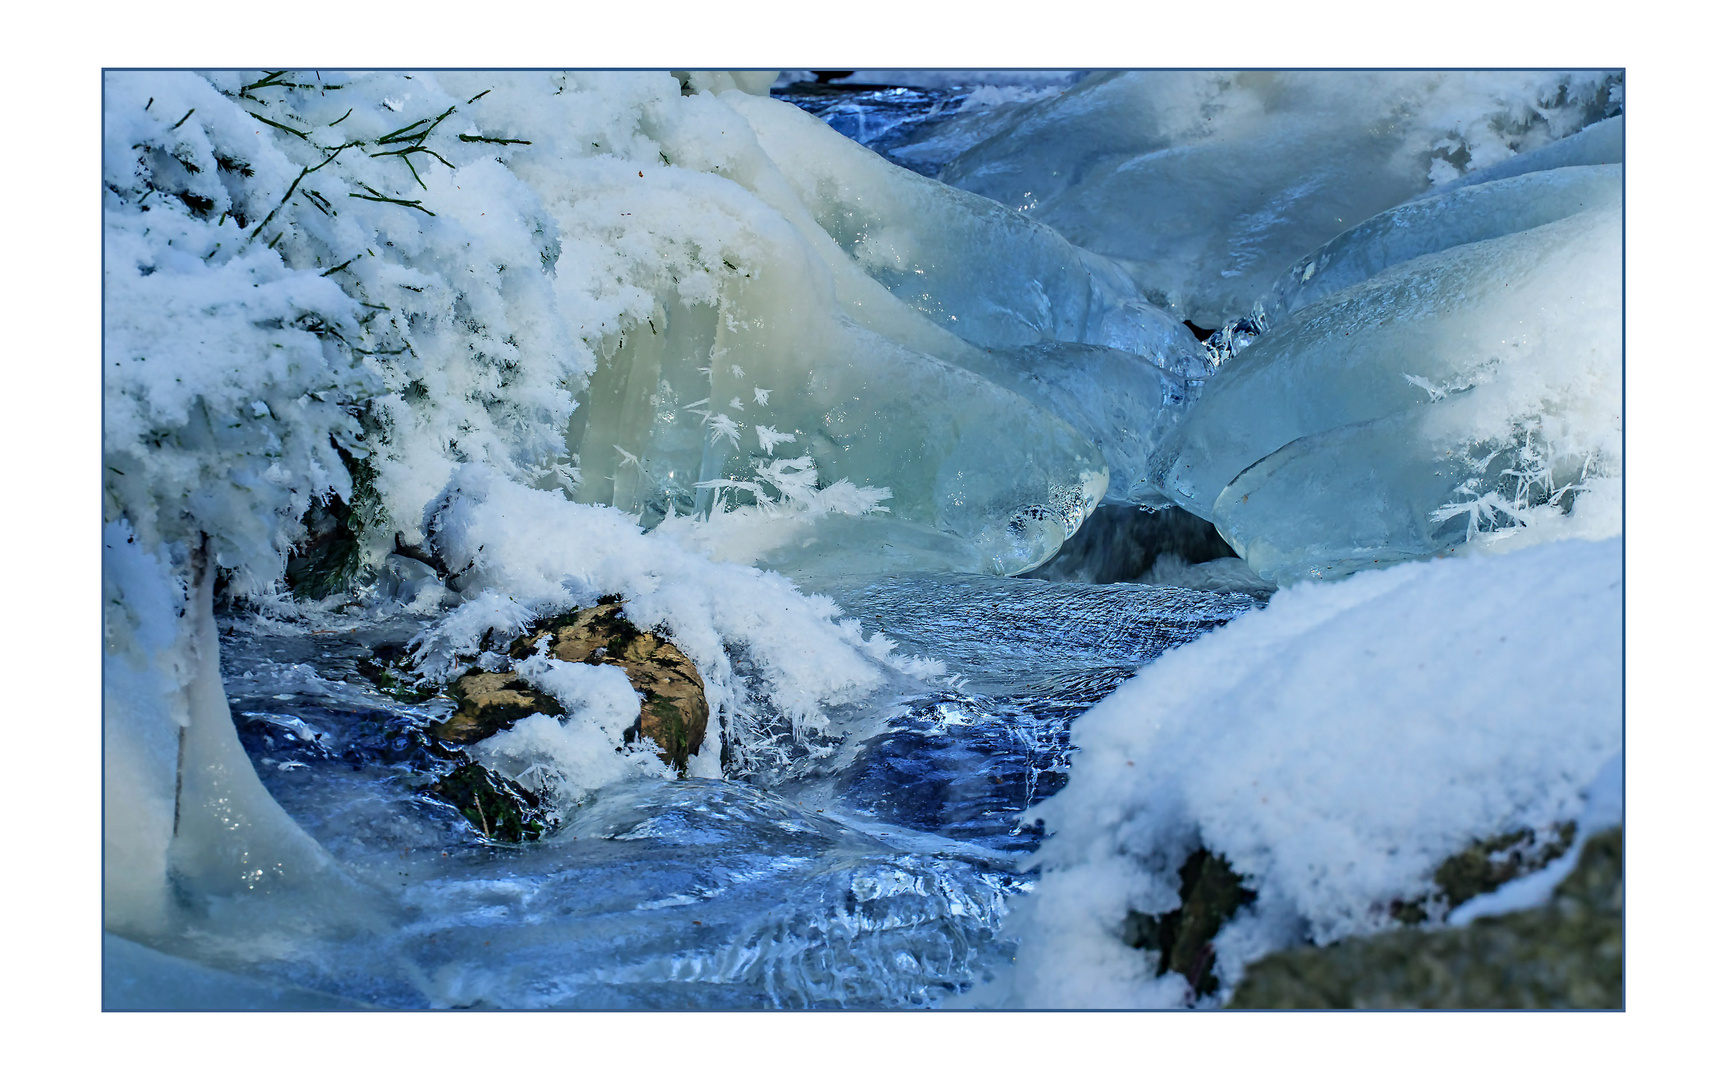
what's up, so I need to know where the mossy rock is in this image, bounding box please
[428,762,555,843]
[1389,821,1578,926]
[1228,827,1623,1009]
[505,598,709,774]
[431,671,565,746]
[356,642,441,704]
[1124,849,1255,999]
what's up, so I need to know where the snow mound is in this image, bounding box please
[970,537,1622,1008]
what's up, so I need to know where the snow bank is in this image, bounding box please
[970,537,1623,1008]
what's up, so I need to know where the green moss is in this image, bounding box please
[1386,822,1578,927]
[1432,822,1576,909]
[1228,827,1622,1009]
[428,763,554,843]
[285,443,385,600]
[1124,849,1256,998]
[639,694,696,768]
[356,642,438,704]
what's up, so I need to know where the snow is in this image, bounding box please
[1447,751,1624,926]
[101,68,1625,1009]
[411,464,942,776]
[970,537,1623,1007]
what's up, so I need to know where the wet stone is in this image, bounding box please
[508,598,709,774]
[1390,821,1578,926]
[1228,827,1623,1009]
[428,762,556,843]
[432,672,564,746]
[1124,848,1255,1001]
[356,642,441,704]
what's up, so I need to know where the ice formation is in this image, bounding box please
[968,537,1624,1009]
[100,68,1134,937]
[103,523,363,936]
[1146,157,1622,585]
[102,68,1624,1009]
[939,70,1623,327]
[415,465,943,773]
[725,91,1206,369]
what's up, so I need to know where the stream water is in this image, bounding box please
[105,77,1259,1011]
[107,576,1252,1009]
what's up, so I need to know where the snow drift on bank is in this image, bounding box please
[969,537,1623,1008]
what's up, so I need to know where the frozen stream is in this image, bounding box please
[101,68,1625,1013]
[108,578,1251,1009]
[102,73,1259,1011]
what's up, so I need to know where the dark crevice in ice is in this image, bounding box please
[1026,504,1237,585]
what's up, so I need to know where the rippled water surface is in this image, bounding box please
[115,575,1253,1009]
[110,77,1260,1009]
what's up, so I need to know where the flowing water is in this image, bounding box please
[107,576,1252,1009]
[105,78,1258,1011]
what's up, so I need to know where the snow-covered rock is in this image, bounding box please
[967,537,1623,1008]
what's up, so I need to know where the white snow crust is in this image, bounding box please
[101,69,1626,1005]
[968,537,1623,1008]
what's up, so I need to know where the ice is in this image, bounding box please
[100,67,1127,911]
[938,71,1622,327]
[375,553,451,608]
[102,521,363,937]
[100,69,1624,1011]
[414,465,940,775]
[1434,114,1623,192]
[1259,164,1622,328]
[957,341,1205,504]
[134,630,1028,1009]
[565,290,1109,577]
[104,934,368,1010]
[1147,195,1622,584]
[725,89,1206,370]
[103,69,1113,606]
[102,524,188,934]
[968,537,1623,1008]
